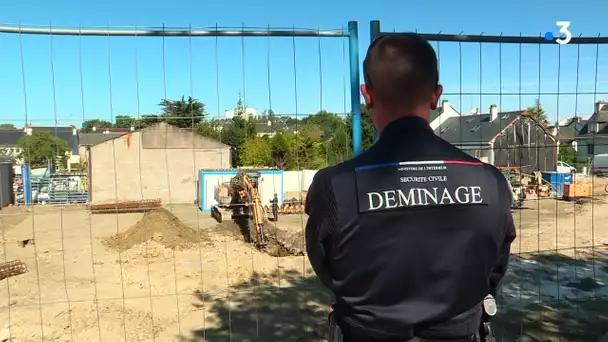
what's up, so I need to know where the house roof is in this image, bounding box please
[78,132,126,146]
[434,110,523,144]
[578,109,608,135]
[554,126,577,140]
[0,129,25,147]
[0,126,79,155]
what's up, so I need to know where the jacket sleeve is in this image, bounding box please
[305,171,338,290]
[489,173,517,296]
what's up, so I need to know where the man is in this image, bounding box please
[305,34,516,342]
[270,193,279,222]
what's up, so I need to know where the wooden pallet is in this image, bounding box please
[89,198,162,214]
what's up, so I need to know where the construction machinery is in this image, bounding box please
[210,171,267,246]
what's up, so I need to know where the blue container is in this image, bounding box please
[540,172,572,196]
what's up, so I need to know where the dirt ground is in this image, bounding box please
[0,177,606,341]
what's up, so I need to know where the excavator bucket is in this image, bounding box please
[211,206,224,223]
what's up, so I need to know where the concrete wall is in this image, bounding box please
[283,170,318,194]
[90,128,231,204]
[0,163,13,208]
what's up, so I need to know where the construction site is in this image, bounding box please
[0,170,606,341]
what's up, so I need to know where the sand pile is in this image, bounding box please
[103,208,207,252]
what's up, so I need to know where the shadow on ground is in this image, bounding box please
[179,249,608,342]
[495,247,608,341]
[183,269,332,342]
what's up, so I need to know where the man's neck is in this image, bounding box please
[374,108,430,135]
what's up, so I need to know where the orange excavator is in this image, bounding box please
[210,171,267,246]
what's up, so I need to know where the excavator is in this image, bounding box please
[210,171,267,246]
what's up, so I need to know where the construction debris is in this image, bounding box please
[0,260,28,281]
[102,208,207,251]
[263,197,306,215]
[90,199,162,214]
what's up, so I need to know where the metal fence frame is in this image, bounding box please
[0,23,364,157]
[369,19,608,340]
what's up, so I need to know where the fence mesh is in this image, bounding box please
[398,30,608,340]
[0,24,354,341]
[1,21,608,342]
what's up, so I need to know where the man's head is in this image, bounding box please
[361,33,442,133]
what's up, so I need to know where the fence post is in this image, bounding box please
[348,21,362,156]
[22,164,31,205]
[369,20,381,142]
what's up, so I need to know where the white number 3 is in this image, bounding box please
[556,21,572,45]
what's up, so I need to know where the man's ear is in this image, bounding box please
[361,84,373,109]
[430,84,444,110]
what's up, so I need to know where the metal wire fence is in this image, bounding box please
[1,18,608,341]
[371,20,608,340]
[0,22,360,342]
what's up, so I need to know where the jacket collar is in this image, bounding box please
[378,116,433,141]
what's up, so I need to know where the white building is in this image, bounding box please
[224,107,259,119]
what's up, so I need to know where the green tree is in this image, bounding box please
[0,124,16,129]
[345,104,375,153]
[139,114,162,128]
[195,120,221,140]
[81,119,113,133]
[559,143,576,164]
[526,99,548,124]
[159,96,205,128]
[270,132,294,170]
[114,115,137,129]
[293,123,325,169]
[240,137,272,167]
[17,131,69,167]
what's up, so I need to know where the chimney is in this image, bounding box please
[490,104,498,121]
[596,101,608,114]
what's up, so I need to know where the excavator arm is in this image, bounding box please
[242,174,266,246]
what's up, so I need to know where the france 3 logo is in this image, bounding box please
[544,21,572,45]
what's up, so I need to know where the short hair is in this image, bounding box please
[363,34,439,107]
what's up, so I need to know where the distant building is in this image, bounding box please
[87,122,231,204]
[434,104,557,173]
[575,101,608,161]
[224,107,258,119]
[0,125,80,170]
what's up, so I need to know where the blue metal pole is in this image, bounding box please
[348,21,362,156]
[22,163,31,205]
[369,20,381,142]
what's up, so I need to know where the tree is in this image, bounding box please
[195,120,221,140]
[140,114,162,128]
[240,137,272,167]
[559,143,576,164]
[526,99,548,124]
[81,119,112,133]
[17,131,69,167]
[345,104,375,153]
[0,124,15,129]
[159,96,205,128]
[114,115,137,129]
[293,123,325,169]
[270,132,294,170]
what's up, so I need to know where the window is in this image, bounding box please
[588,144,595,155]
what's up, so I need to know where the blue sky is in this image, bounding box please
[1,0,607,128]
